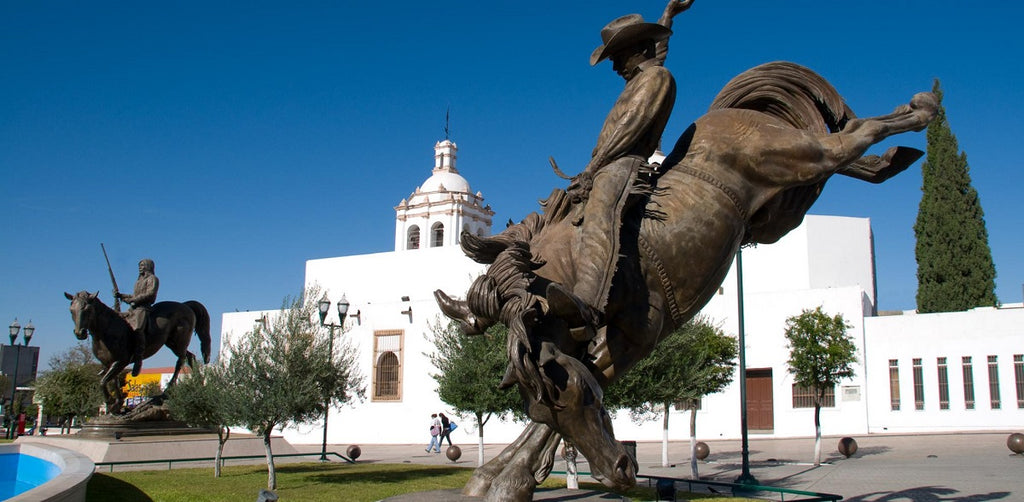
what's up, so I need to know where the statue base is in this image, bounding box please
[76,419,212,439]
[78,392,210,438]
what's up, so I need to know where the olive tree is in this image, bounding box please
[784,306,857,466]
[224,288,365,490]
[166,362,239,477]
[606,317,736,475]
[32,344,104,433]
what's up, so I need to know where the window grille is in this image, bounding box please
[987,355,1000,409]
[888,359,900,411]
[912,358,924,410]
[937,357,949,410]
[407,226,420,250]
[674,399,702,411]
[792,384,834,408]
[962,356,975,410]
[372,330,403,401]
[1014,354,1023,409]
[431,223,444,247]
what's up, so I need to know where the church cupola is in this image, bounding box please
[394,139,494,252]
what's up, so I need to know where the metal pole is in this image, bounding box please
[7,345,21,440]
[320,324,335,462]
[734,248,758,486]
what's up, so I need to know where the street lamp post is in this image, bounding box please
[317,295,349,462]
[733,249,758,487]
[6,318,35,439]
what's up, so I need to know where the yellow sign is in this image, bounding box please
[123,373,162,399]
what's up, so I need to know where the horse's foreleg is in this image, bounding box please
[465,421,561,501]
[100,362,128,413]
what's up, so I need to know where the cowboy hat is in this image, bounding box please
[590,14,671,66]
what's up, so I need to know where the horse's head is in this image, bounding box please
[521,339,636,491]
[65,291,100,340]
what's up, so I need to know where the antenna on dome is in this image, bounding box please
[444,105,451,140]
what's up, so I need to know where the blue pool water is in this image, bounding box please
[0,452,61,499]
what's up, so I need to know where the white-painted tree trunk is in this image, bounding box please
[813,404,822,466]
[689,407,699,479]
[662,403,670,467]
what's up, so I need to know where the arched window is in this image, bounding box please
[407,226,420,250]
[375,352,400,400]
[431,222,444,247]
[373,330,403,401]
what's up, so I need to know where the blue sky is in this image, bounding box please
[3,1,1022,369]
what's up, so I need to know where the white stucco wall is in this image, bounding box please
[219,214,1023,446]
[864,306,1024,434]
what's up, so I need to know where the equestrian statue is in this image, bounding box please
[65,255,210,415]
[434,1,938,500]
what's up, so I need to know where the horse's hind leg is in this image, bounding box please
[824,92,938,166]
[168,355,185,387]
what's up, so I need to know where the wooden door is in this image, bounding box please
[746,368,774,432]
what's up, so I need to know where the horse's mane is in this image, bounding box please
[709,61,853,133]
[79,291,118,316]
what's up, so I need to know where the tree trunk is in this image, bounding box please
[813,404,822,467]
[661,402,670,467]
[215,427,230,478]
[689,406,699,479]
[476,412,485,467]
[263,428,277,490]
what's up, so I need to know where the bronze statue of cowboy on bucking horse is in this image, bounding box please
[434,1,937,500]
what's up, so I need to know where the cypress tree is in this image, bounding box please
[914,80,997,313]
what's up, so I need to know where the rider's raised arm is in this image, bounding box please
[654,0,694,65]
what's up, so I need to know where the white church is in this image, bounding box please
[220,139,1024,447]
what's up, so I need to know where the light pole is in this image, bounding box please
[6,318,34,439]
[317,295,349,462]
[733,249,758,487]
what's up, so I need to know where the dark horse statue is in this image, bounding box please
[434,62,938,501]
[64,290,211,414]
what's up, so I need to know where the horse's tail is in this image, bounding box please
[185,300,212,363]
[709,61,853,134]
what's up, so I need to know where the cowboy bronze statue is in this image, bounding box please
[435,0,938,500]
[549,0,693,337]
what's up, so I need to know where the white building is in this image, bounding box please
[221,139,1024,446]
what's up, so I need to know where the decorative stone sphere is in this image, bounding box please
[695,441,710,460]
[1007,433,1024,455]
[346,445,361,461]
[446,445,462,462]
[838,437,858,458]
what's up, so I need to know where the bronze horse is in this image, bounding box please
[64,290,211,413]
[435,62,938,501]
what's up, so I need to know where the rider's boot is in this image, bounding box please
[546,283,601,341]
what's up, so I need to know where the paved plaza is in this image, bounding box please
[295,432,1022,501]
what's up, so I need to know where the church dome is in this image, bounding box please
[420,170,470,193]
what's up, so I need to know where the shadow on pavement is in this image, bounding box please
[844,487,1011,501]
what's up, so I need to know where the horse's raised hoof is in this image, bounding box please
[434,290,486,335]
[908,92,939,130]
[910,92,938,112]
